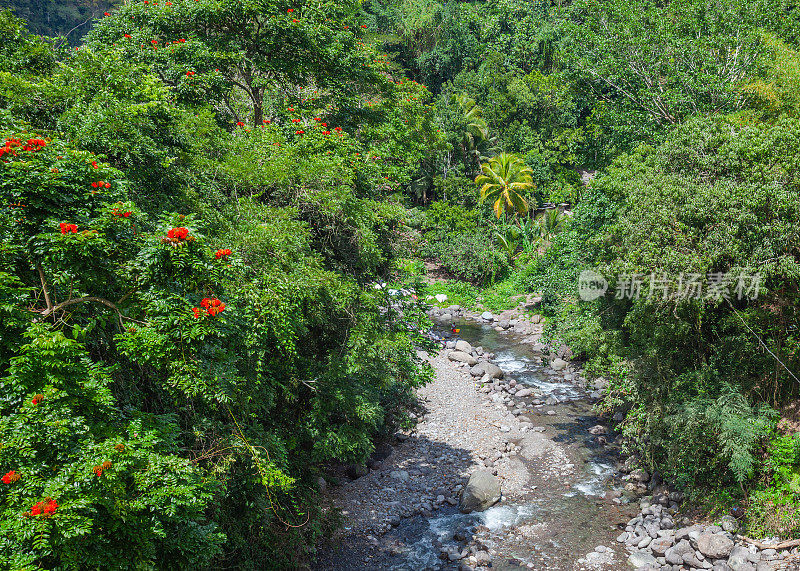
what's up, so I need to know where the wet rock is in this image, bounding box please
[697,533,734,559]
[552,357,568,371]
[480,312,494,321]
[588,424,607,435]
[460,470,501,513]
[631,468,650,483]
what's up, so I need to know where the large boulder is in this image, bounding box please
[480,311,494,321]
[460,470,501,513]
[455,339,473,353]
[551,358,568,371]
[697,532,734,560]
[448,351,478,366]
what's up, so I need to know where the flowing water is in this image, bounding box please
[321,319,636,570]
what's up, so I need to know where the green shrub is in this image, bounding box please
[747,435,800,538]
[421,231,510,285]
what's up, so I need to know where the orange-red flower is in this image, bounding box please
[59,223,77,235]
[215,248,232,259]
[197,298,226,317]
[28,498,57,517]
[166,227,189,241]
[2,470,20,484]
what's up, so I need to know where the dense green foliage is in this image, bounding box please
[7,0,800,562]
[0,3,436,567]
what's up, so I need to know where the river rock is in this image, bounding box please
[649,535,673,555]
[628,551,658,567]
[448,351,478,366]
[480,311,494,321]
[460,470,501,513]
[515,388,532,398]
[473,551,491,567]
[665,539,693,565]
[697,532,734,559]
[721,515,739,533]
[727,546,757,571]
[471,361,503,379]
[455,339,473,353]
[552,357,568,371]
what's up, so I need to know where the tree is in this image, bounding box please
[558,0,767,147]
[475,152,534,218]
[86,0,382,126]
[452,92,497,175]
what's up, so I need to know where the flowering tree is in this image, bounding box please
[87,0,382,126]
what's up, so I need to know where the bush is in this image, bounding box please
[421,231,510,285]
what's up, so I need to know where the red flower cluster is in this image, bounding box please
[2,470,20,484]
[59,223,77,235]
[215,248,232,259]
[91,160,98,168]
[291,118,301,123]
[0,139,22,160]
[287,8,294,12]
[236,121,244,126]
[322,130,330,135]
[167,227,189,241]
[193,297,226,318]
[186,71,195,76]
[0,137,45,160]
[112,208,132,218]
[22,138,47,152]
[28,498,57,517]
[91,181,111,188]
[295,130,305,134]
[93,460,112,477]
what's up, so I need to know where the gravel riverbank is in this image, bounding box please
[316,302,800,570]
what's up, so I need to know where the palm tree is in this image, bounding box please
[453,94,494,175]
[475,153,535,219]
